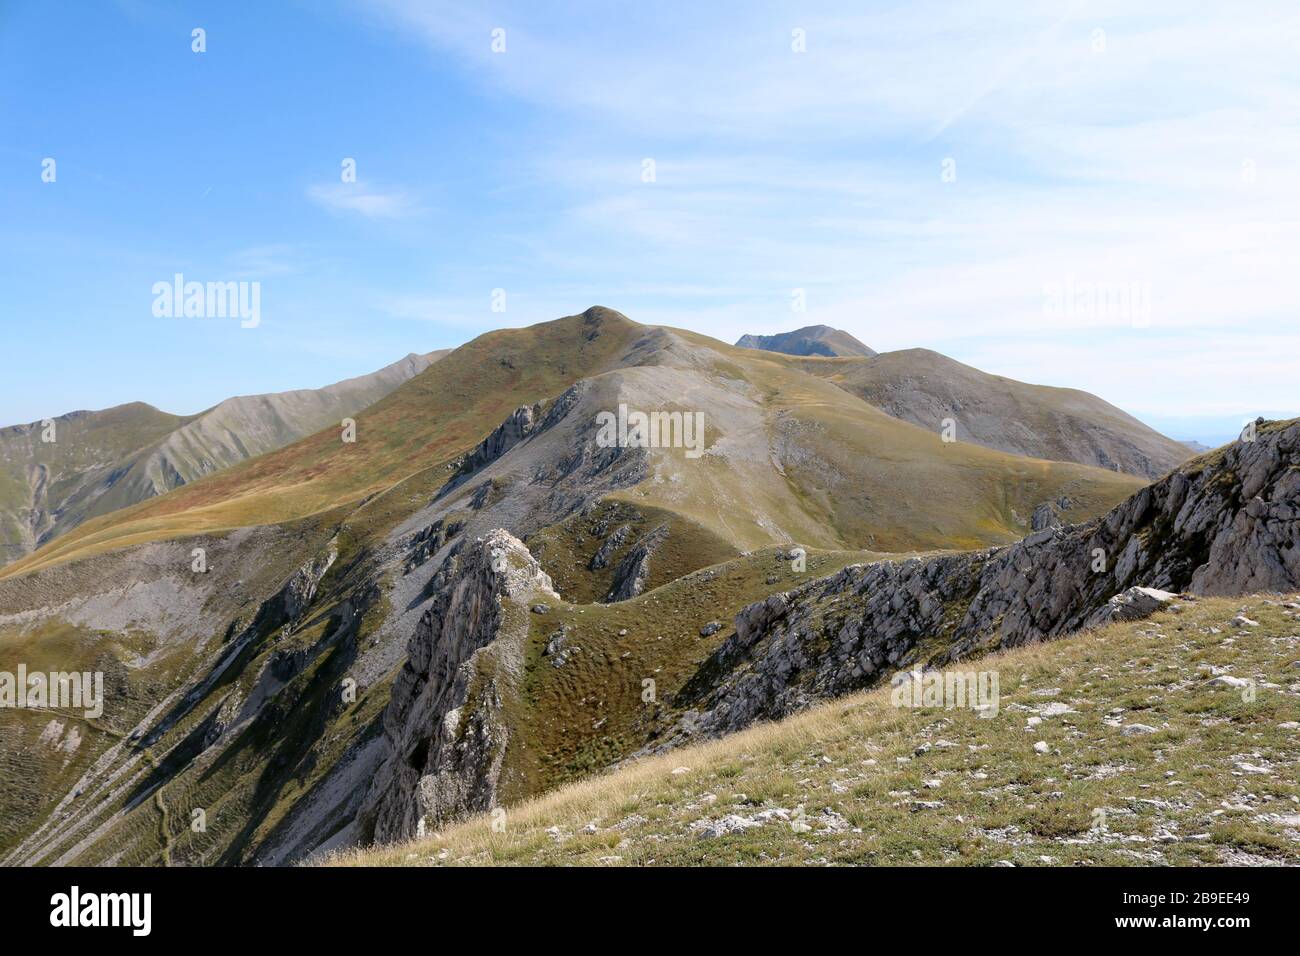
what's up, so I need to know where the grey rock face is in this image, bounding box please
[404,517,464,574]
[604,524,668,602]
[589,523,632,570]
[441,388,586,498]
[359,530,557,844]
[1084,586,1178,628]
[657,420,1299,746]
[543,625,572,667]
[1031,502,1062,531]
[278,543,338,626]
[443,404,542,495]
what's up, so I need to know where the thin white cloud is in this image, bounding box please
[228,243,302,277]
[344,0,1300,421]
[307,182,422,219]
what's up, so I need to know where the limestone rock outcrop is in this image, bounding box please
[604,524,668,602]
[360,530,557,844]
[659,420,1300,746]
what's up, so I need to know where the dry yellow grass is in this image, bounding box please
[332,594,1300,867]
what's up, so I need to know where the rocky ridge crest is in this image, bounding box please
[656,419,1299,745]
[360,530,557,843]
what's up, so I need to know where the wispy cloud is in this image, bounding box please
[228,244,303,278]
[343,0,1300,424]
[307,182,422,219]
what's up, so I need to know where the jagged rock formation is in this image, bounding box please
[278,543,339,626]
[658,420,1299,745]
[404,516,465,573]
[588,523,632,571]
[1084,585,1178,626]
[1030,495,1074,531]
[441,403,544,496]
[360,531,557,844]
[440,383,630,507]
[604,524,668,602]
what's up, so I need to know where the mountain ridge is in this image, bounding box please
[1,308,1273,870]
[1,311,1153,579]
[781,346,1191,479]
[0,350,447,570]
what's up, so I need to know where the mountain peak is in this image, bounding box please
[735,324,875,357]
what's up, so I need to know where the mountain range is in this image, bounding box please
[0,308,1294,868]
[0,352,444,569]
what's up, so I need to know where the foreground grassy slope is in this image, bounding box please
[0,309,644,578]
[499,545,882,801]
[339,594,1300,867]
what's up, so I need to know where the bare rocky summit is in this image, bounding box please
[735,324,875,357]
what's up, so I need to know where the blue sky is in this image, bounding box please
[2,0,1297,443]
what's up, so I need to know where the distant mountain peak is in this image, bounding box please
[735,325,875,357]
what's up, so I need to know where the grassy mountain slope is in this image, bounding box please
[779,348,1191,479]
[0,516,339,862]
[525,501,741,604]
[0,311,644,578]
[337,593,1300,867]
[0,404,188,565]
[0,351,444,569]
[503,546,880,801]
[600,328,1144,553]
